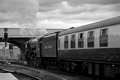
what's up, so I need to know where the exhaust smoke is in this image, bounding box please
[0,0,47,36]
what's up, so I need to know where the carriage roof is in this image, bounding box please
[59,16,120,36]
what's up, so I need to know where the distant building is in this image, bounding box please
[0,43,20,60]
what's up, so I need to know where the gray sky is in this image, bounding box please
[0,0,120,29]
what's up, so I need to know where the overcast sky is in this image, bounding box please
[0,0,120,29]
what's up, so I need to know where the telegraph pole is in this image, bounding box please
[4,28,8,64]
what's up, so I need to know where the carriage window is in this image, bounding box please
[88,31,94,37]
[87,31,94,47]
[100,28,108,47]
[64,36,68,49]
[71,34,75,48]
[78,33,84,48]
[100,28,108,36]
[79,33,83,39]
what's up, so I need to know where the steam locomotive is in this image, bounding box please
[25,16,120,78]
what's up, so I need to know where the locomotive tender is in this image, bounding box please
[25,16,120,78]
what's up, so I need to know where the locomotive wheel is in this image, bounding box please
[29,61,31,66]
[64,62,70,72]
[33,61,36,67]
[29,60,31,66]
[32,60,35,66]
[30,61,33,66]
[36,59,39,67]
[58,61,64,71]
[71,62,77,73]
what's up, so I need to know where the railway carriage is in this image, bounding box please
[58,16,120,77]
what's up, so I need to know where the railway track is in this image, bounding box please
[0,63,103,80]
[0,65,60,80]
[0,64,69,80]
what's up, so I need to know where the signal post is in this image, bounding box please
[3,28,8,64]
